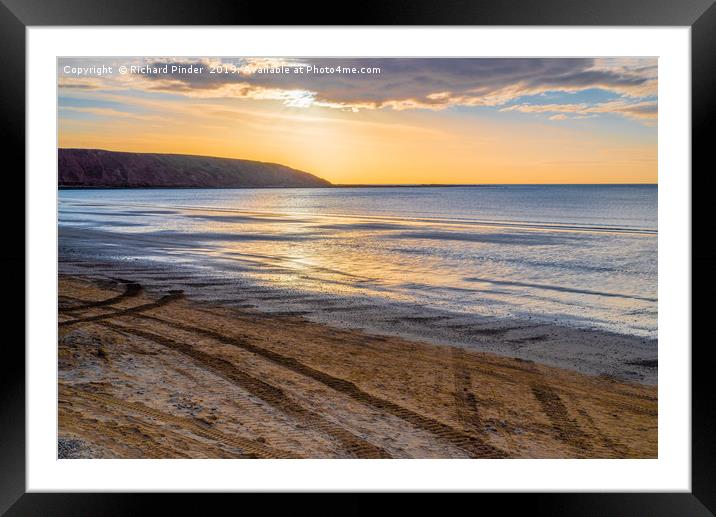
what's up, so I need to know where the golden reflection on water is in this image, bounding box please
[58,187,658,338]
[190,205,656,316]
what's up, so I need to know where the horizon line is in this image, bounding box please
[57,148,657,187]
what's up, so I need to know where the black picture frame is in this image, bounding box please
[2,0,714,514]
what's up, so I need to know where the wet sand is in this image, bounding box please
[58,275,657,459]
[58,251,659,385]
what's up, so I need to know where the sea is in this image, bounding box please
[58,185,658,380]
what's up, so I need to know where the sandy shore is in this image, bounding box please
[58,275,657,459]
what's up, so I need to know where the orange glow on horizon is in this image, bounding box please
[58,103,657,185]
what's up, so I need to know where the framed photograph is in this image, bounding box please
[4,0,714,513]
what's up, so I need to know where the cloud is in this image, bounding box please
[60,90,446,138]
[610,101,658,119]
[148,58,657,108]
[59,106,164,121]
[57,77,106,90]
[61,58,656,110]
[58,57,657,123]
[502,99,657,123]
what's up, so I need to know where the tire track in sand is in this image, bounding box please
[530,382,592,451]
[450,347,485,435]
[135,312,507,458]
[59,282,143,313]
[59,291,183,327]
[101,322,391,459]
[63,285,506,458]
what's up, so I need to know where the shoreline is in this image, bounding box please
[58,273,657,459]
[58,251,658,385]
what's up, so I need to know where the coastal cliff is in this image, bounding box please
[58,149,331,188]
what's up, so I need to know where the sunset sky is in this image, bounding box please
[58,57,657,184]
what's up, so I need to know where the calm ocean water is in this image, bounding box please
[58,185,657,339]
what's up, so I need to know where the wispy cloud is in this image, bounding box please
[59,105,164,121]
[60,89,446,138]
[502,99,657,123]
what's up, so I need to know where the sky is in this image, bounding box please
[58,57,657,184]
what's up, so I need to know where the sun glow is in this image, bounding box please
[58,57,657,184]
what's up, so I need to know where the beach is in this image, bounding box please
[59,274,657,459]
[58,186,658,458]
